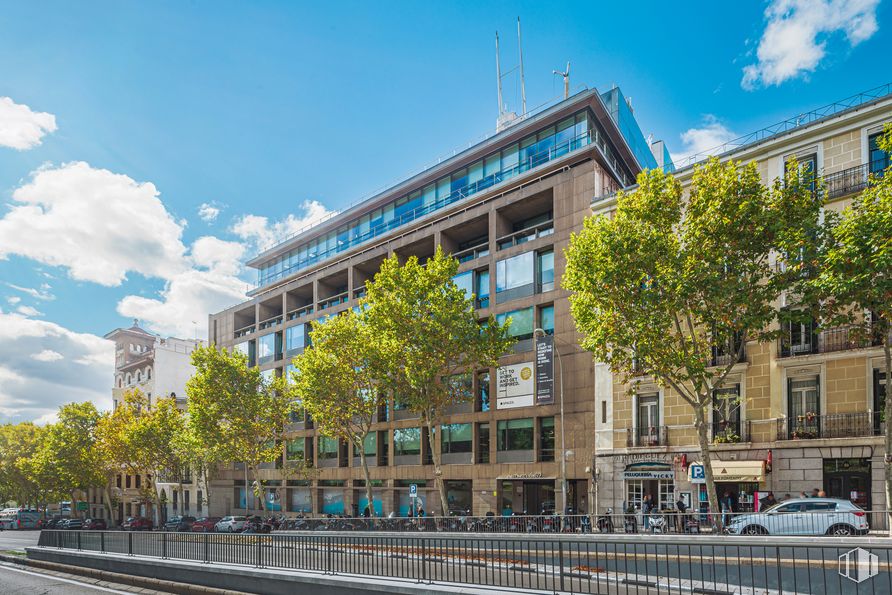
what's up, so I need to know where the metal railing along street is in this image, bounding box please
[38,527,892,594]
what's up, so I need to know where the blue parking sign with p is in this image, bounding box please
[409,484,417,497]
[691,464,705,481]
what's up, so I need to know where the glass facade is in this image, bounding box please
[317,436,339,460]
[869,132,891,175]
[476,269,490,308]
[446,373,473,400]
[477,371,490,412]
[497,418,534,451]
[233,341,255,367]
[539,417,555,461]
[353,433,376,457]
[537,250,554,291]
[600,87,659,172]
[496,251,535,300]
[286,438,305,462]
[394,428,421,456]
[441,423,472,454]
[539,305,555,335]
[256,112,606,288]
[477,422,490,463]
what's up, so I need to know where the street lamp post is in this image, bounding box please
[534,327,566,515]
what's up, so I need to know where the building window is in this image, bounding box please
[784,152,817,193]
[445,373,473,401]
[539,417,555,461]
[495,251,535,302]
[476,423,490,464]
[135,475,141,489]
[453,270,474,304]
[538,304,555,335]
[496,307,534,342]
[627,480,643,510]
[234,341,256,367]
[497,418,534,452]
[393,428,421,457]
[636,393,660,446]
[352,433,376,458]
[537,249,554,292]
[285,325,305,358]
[869,131,891,175]
[317,436,339,460]
[125,475,131,489]
[444,480,472,514]
[441,423,472,454]
[476,269,490,308]
[788,376,820,438]
[286,438,305,462]
[780,311,818,356]
[197,491,203,514]
[476,371,490,412]
[257,333,280,365]
[712,385,741,442]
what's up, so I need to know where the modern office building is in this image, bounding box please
[86,321,205,522]
[208,86,661,517]
[592,84,892,522]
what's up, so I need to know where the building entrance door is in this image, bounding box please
[824,458,871,509]
[874,370,887,435]
[523,480,556,515]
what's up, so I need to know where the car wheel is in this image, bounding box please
[828,524,855,536]
[743,525,767,535]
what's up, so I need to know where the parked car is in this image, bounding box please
[725,498,869,536]
[214,516,250,533]
[163,515,196,532]
[190,517,222,532]
[63,518,84,530]
[82,518,107,530]
[121,516,153,531]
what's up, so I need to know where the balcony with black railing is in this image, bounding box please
[824,160,887,200]
[711,419,751,444]
[626,425,668,447]
[778,325,884,358]
[776,412,883,440]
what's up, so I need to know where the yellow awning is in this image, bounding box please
[689,460,765,483]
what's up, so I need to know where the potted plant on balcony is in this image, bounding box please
[713,430,740,444]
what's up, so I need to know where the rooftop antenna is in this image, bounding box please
[517,17,526,116]
[495,31,504,117]
[553,61,571,99]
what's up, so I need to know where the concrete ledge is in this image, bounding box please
[26,547,538,595]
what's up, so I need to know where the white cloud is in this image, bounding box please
[231,200,334,252]
[198,202,222,222]
[190,236,245,276]
[742,0,880,89]
[7,296,21,305]
[6,282,55,301]
[31,349,63,362]
[0,312,113,424]
[0,96,57,150]
[0,162,188,286]
[16,305,43,317]
[672,115,739,165]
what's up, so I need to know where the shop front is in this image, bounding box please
[823,458,871,509]
[688,460,766,513]
[622,462,675,511]
[498,473,555,515]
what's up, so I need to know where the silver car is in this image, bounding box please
[726,498,869,536]
[214,515,250,533]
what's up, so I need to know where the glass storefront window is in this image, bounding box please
[445,480,472,514]
[441,423,472,454]
[288,487,311,513]
[321,488,345,514]
[394,428,421,456]
[497,418,534,451]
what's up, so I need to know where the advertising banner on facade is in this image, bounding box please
[535,335,554,404]
[497,362,535,409]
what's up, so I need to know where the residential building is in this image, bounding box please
[86,321,204,523]
[208,86,658,516]
[591,84,892,521]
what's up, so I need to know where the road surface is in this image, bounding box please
[0,559,168,594]
[0,530,41,552]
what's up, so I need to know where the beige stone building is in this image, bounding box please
[208,86,658,517]
[592,87,892,521]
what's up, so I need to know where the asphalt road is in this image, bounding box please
[0,530,41,552]
[0,559,167,594]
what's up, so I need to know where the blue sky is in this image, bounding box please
[0,0,889,422]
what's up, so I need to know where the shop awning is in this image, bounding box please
[688,460,765,483]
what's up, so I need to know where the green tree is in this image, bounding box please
[564,161,821,526]
[95,392,143,523]
[287,308,390,517]
[0,423,50,508]
[186,344,293,513]
[364,247,512,514]
[815,125,892,530]
[33,402,106,518]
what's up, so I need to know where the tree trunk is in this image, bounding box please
[883,339,891,537]
[359,447,375,518]
[694,405,723,531]
[103,485,115,524]
[424,420,449,516]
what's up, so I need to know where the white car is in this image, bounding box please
[726,498,869,536]
[214,516,250,532]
